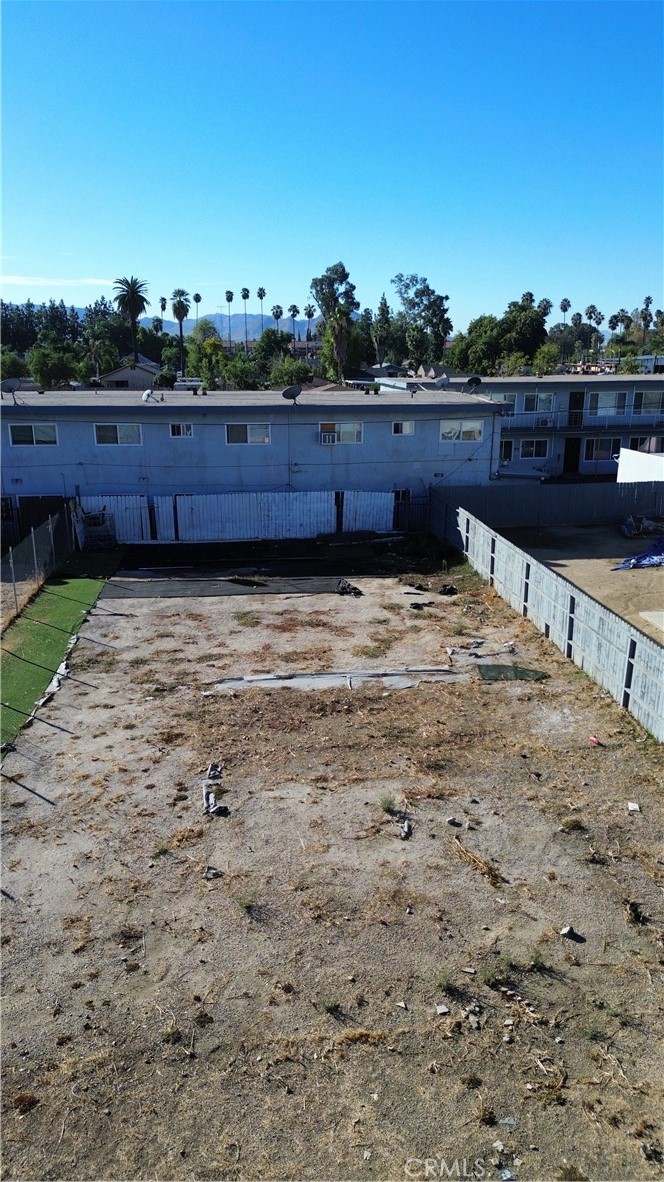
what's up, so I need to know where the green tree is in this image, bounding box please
[532,343,560,374]
[253,327,291,363]
[271,304,283,333]
[113,276,150,364]
[241,287,250,353]
[371,294,392,366]
[303,303,316,358]
[310,262,359,321]
[225,290,234,349]
[29,344,77,387]
[193,292,202,323]
[0,348,29,379]
[559,297,571,327]
[270,356,311,388]
[160,296,167,322]
[391,273,453,363]
[640,295,654,345]
[171,289,191,375]
[288,304,300,340]
[499,351,530,375]
[257,287,266,336]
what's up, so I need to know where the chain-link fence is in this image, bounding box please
[1,510,74,630]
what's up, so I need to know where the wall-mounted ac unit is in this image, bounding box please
[320,432,337,445]
[538,417,553,427]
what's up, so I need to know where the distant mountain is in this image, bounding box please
[139,311,323,342]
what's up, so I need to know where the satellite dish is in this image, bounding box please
[433,372,449,389]
[281,384,301,403]
[467,375,482,390]
[1,378,21,395]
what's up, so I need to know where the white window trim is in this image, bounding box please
[9,423,58,446]
[588,391,627,416]
[94,423,143,445]
[585,437,622,461]
[633,392,664,415]
[170,423,193,438]
[392,420,415,436]
[520,438,548,459]
[225,423,271,445]
[319,422,363,444]
[439,419,484,443]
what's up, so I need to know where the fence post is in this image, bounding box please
[8,547,19,615]
[48,515,56,568]
[31,527,39,581]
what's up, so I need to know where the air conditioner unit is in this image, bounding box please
[538,417,553,427]
[320,431,337,445]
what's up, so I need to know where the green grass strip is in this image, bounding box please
[1,550,121,748]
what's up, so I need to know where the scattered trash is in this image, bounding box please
[502,1034,514,1043]
[203,787,228,816]
[206,762,222,780]
[469,639,485,649]
[613,535,664,568]
[400,819,413,841]
[623,899,648,925]
[439,584,458,596]
[499,1116,516,1127]
[363,1150,372,1161]
[499,1170,516,1181]
[410,601,435,611]
[560,924,586,942]
[204,865,223,880]
[436,1004,450,1015]
[493,1140,505,1153]
[468,1013,480,1029]
[396,1001,408,1010]
[641,1143,663,1164]
[460,967,476,976]
[446,816,462,827]
[405,906,414,915]
[477,665,549,682]
[336,578,362,597]
[627,801,641,814]
[588,735,604,747]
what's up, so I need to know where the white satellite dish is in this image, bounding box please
[433,372,449,389]
[2,377,21,395]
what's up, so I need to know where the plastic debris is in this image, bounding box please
[396,1001,408,1010]
[204,865,223,880]
[627,801,641,814]
[436,1004,450,1015]
[588,735,604,747]
[400,819,413,841]
[478,665,548,682]
[460,967,476,975]
[439,584,458,596]
[560,924,585,942]
[336,577,362,597]
[499,1116,516,1127]
[499,1170,516,1181]
[446,816,462,827]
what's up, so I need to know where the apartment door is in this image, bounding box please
[568,391,584,427]
[563,437,582,474]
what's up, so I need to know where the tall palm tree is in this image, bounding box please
[288,304,300,341]
[257,287,266,336]
[304,303,316,359]
[193,292,202,323]
[113,276,150,364]
[159,296,167,326]
[152,316,163,334]
[559,298,571,327]
[171,289,191,375]
[225,290,234,350]
[241,287,250,353]
[271,304,283,334]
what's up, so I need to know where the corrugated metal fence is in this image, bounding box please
[433,481,663,532]
[430,489,664,741]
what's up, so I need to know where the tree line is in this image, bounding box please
[1,269,662,390]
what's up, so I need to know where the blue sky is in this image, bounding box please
[2,0,662,333]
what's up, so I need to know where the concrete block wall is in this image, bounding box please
[430,490,664,741]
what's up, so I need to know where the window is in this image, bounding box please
[520,439,548,459]
[587,391,626,416]
[524,393,553,413]
[226,423,271,444]
[392,421,415,435]
[489,392,516,415]
[170,423,193,438]
[584,437,621,461]
[500,439,513,463]
[319,421,363,444]
[630,436,664,453]
[440,419,484,442]
[9,423,57,446]
[633,391,664,415]
[95,423,142,445]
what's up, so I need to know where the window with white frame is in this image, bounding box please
[440,419,484,442]
[587,391,626,416]
[584,437,621,461]
[489,392,516,415]
[520,439,548,459]
[500,439,513,463]
[319,421,363,444]
[9,423,57,446]
[392,420,415,435]
[524,393,553,412]
[629,436,664,452]
[226,423,271,444]
[170,423,193,438]
[633,391,664,415]
[95,423,142,445]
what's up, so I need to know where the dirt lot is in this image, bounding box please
[2,554,663,1182]
[501,526,664,644]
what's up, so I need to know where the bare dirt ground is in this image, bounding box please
[501,526,663,644]
[2,558,664,1182]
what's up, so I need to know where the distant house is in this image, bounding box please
[100,358,160,389]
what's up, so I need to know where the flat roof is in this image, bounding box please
[0,387,501,415]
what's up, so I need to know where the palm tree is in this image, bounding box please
[257,287,266,336]
[271,304,283,333]
[225,290,234,350]
[152,316,163,334]
[640,295,653,345]
[304,303,316,360]
[112,276,150,364]
[559,298,571,327]
[241,287,250,353]
[193,292,202,323]
[159,296,167,328]
[288,304,300,341]
[171,288,191,375]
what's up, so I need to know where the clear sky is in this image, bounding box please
[2,0,662,334]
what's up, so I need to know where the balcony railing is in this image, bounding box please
[498,408,664,432]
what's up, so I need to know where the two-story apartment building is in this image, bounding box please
[444,374,664,480]
[1,385,502,541]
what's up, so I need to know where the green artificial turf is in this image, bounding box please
[1,551,120,748]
